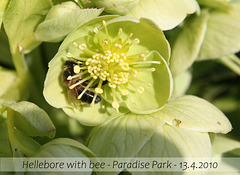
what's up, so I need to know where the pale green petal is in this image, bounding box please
[128,0,199,30]
[59,15,119,50]
[170,10,209,76]
[136,124,212,157]
[131,124,211,175]
[0,0,9,29]
[152,95,232,133]
[212,134,240,157]
[87,113,165,157]
[35,2,103,42]
[198,1,240,60]
[43,45,74,109]
[62,101,129,126]
[172,70,192,97]
[4,101,56,138]
[35,138,96,157]
[3,0,51,52]
[197,0,233,11]
[60,16,170,62]
[32,138,94,175]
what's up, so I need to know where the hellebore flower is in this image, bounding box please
[87,95,232,174]
[43,16,173,126]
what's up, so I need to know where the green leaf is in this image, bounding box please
[4,101,56,138]
[170,10,209,76]
[35,2,104,42]
[152,95,232,133]
[198,1,240,60]
[128,0,199,30]
[131,124,212,175]
[87,113,165,158]
[197,0,233,11]
[0,0,9,29]
[3,0,52,52]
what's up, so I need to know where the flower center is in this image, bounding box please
[86,50,130,88]
[65,20,160,112]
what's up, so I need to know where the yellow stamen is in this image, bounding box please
[111,87,119,113]
[95,79,104,94]
[122,38,140,51]
[73,65,81,74]
[69,76,92,89]
[102,20,111,49]
[67,70,88,80]
[128,81,144,94]
[77,79,96,99]
[137,86,144,94]
[79,44,99,56]
[122,33,133,46]
[127,61,161,65]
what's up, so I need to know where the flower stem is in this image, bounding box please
[11,46,28,78]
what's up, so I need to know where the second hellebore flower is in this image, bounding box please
[43,16,173,126]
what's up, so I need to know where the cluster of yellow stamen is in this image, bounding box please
[86,51,130,88]
[66,20,161,112]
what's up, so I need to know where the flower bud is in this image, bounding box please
[45,1,81,20]
[91,0,139,15]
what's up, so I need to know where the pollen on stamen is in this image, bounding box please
[132,38,140,45]
[121,89,129,95]
[112,101,119,113]
[93,27,99,33]
[73,65,81,74]
[95,87,103,94]
[66,52,74,58]
[149,68,156,72]
[79,44,87,50]
[73,42,79,47]
[137,86,144,94]
[147,83,152,87]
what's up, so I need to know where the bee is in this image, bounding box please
[62,60,102,105]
